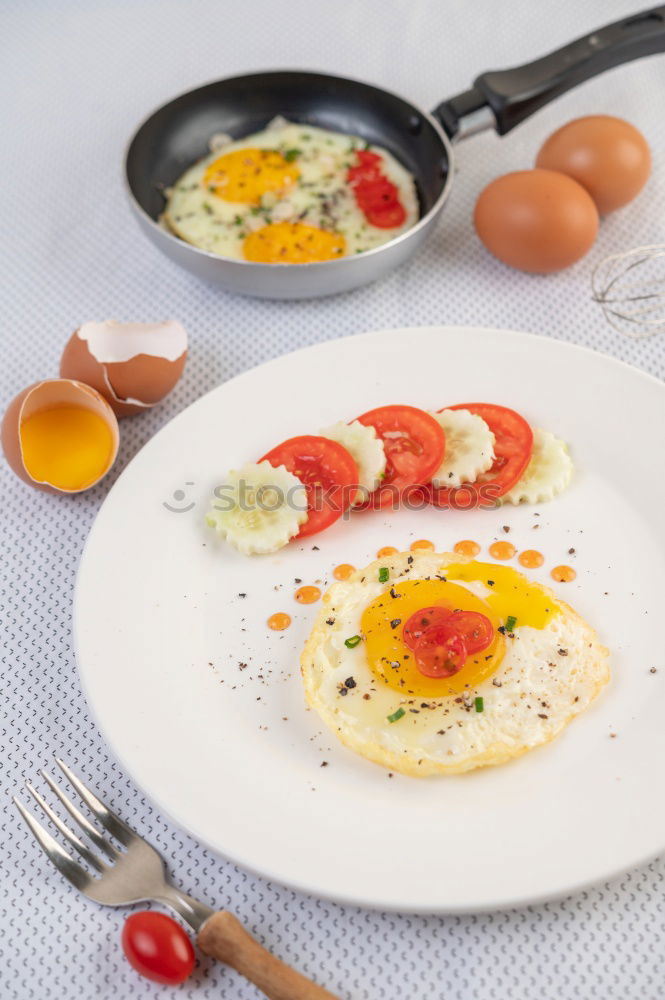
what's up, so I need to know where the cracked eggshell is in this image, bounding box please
[60,320,188,417]
[1,378,119,493]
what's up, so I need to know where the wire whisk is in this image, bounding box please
[592,245,665,338]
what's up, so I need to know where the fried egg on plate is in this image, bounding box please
[301,551,609,776]
[163,120,418,262]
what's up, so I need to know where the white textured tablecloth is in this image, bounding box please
[2,1,665,997]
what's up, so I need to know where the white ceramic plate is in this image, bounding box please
[75,326,665,913]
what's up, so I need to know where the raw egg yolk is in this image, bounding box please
[203,148,299,204]
[243,222,346,263]
[361,561,559,698]
[20,406,114,491]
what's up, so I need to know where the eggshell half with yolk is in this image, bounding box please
[1,378,119,494]
[60,320,188,417]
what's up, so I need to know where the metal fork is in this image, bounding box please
[14,757,337,1000]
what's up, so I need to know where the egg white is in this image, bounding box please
[163,120,419,259]
[301,551,610,776]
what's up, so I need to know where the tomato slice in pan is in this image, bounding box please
[426,403,533,509]
[354,404,445,509]
[260,434,358,537]
[413,625,467,679]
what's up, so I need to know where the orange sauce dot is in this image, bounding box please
[410,539,435,552]
[333,563,355,581]
[518,549,544,569]
[551,565,577,583]
[489,541,516,560]
[377,546,399,558]
[453,539,481,557]
[267,612,291,631]
[295,585,321,604]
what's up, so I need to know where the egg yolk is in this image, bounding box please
[20,406,114,491]
[203,148,299,204]
[361,561,559,698]
[243,222,346,263]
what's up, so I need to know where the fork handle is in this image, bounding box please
[198,911,339,1000]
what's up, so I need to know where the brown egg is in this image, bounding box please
[2,379,119,494]
[60,320,188,417]
[474,169,599,273]
[536,115,651,214]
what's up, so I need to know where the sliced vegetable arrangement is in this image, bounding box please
[206,402,573,554]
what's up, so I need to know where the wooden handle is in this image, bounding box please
[198,911,339,1000]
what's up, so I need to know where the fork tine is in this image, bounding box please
[41,770,118,862]
[55,757,135,848]
[13,797,91,894]
[25,782,107,873]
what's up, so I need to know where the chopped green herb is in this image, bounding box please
[363,140,371,150]
[233,215,243,225]
[344,635,362,649]
[475,697,484,713]
[202,202,213,215]
[300,133,312,141]
[387,707,405,724]
[283,148,301,162]
[505,615,518,632]
[378,567,389,583]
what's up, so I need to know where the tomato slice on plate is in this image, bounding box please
[404,607,493,656]
[441,610,494,653]
[403,606,452,648]
[413,625,467,679]
[260,434,358,537]
[426,403,533,509]
[354,404,445,509]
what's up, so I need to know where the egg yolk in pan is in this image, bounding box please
[243,221,346,263]
[203,148,300,204]
[361,561,558,698]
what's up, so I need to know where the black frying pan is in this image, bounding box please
[125,6,665,299]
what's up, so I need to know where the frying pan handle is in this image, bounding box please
[433,5,665,138]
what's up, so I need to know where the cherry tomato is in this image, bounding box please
[354,404,445,509]
[413,625,467,679]
[403,606,452,648]
[442,610,494,653]
[121,912,195,985]
[260,434,358,537]
[426,403,533,509]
